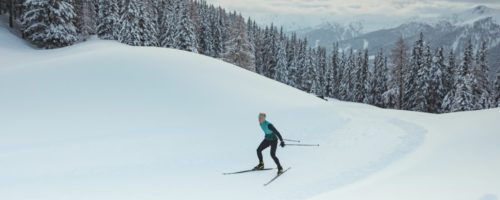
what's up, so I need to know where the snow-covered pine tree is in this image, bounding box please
[246,18,254,44]
[73,0,97,39]
[349,50,360,102]
[301,47,316,93]
[403,32,425,110]
[323,56,333,98]
[360,49,369,102]
[254,25,266,75]
[373,49,388,107]
[172,0,197,52]
[8,0,22,28]
[429,47,446,113]
[295,39,308,90]
[413,44,433,112]
[390,36,408,109]
[441,50,456,111]
[21,0,78,49]
[196,2,214,56]
[363,56,374,105]
[328,42,340,98]
[97,0,119,40]
[443,39,475,112]
[494,66,500,107]
[351,50,366,102]
[261,25,278,78]
[339,49,354,101]
[338,50,347,99]
[158,0,175,47]
[274,39,288,83]
[211,8,225,58]
[255,26,268,75]
[315,47,327,97]
[471,41,492,109]
[222,15,255,71]
[119,0,158,46]
[309,48,318,93]
[285,33,298,87]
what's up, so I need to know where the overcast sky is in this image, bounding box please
[205,0,500,31]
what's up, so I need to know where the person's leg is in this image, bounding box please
[270,140,282,169]
[256,139,271,164]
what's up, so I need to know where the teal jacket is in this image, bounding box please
[260,120,284,141]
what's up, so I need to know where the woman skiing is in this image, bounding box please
[254,113,286,174]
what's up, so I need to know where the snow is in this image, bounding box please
[1,22,500,200]
[309,108,500,200]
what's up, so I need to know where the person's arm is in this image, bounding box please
[268,124,284,142]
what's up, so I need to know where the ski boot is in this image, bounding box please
[277,166,284,174]
[253,162,264,170]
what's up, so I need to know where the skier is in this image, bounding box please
[254,113,286,174]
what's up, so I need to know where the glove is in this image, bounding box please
[280,141,286,147]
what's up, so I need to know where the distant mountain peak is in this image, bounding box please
[472,5,492,14]
[436,5,500,26]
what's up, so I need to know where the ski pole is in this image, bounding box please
[286,144,319,147]
[284,139,301,143]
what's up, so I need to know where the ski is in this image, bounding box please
[263,167,291,186]
[222,168,274,175]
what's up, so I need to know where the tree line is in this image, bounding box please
[1,0,499,113]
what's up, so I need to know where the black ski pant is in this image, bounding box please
[257,139,282,168]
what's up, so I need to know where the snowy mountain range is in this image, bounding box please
[437,5,500,26]
[293,21,364,47]
[295,5,500,73]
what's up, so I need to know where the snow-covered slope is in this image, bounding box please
[309,106,500,200]
[1,23,499,200]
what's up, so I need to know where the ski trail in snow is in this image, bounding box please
[264,105,427,200]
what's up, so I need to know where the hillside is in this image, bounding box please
[1,23,499,200]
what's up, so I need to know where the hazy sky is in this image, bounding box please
[205,0,500,17]
[205,0,500,30]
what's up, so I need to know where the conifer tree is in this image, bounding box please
[173,0,197,52]
[328,42,340,98]
[373,49,387,107]
[73,0,97,39]
[471,41,492,109]
[443,39,475,112]
[159,0,176,48]
[413,44,433,112]
[403,33,425,110]
[301,48,316,93]
[211,10,224,58]
[97,0,119,40]
[390,36,408,109]
[222,15,255,71]
[119,0,158,46]
[429,47,446,113]
[339,49,354,101]
[285,33,298,87]
[494,66,500,107]
[21,0,78,49]
[274,39,288,83]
